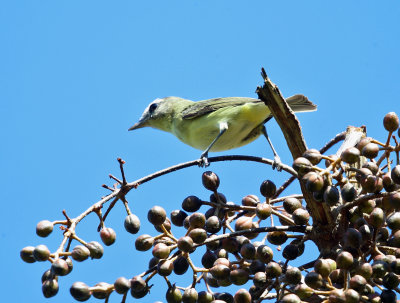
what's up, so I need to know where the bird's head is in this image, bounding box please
[129,97,185,132]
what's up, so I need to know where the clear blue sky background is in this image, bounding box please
[2,1,400,302]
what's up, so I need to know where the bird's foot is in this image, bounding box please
[198,152,210,167]
[272,155,283,172]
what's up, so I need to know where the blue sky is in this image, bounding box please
[2,1,400,302]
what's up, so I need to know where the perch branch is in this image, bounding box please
[256,68,332,226]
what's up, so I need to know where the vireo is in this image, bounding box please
[129,95,316,168]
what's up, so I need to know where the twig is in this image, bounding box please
[338,189,400,212]
[117,158,127,185]
[319,131,347,154]
[127,155,297,189]
[98,196,120,231]
[192,225,312,248]
[273,176,297,199]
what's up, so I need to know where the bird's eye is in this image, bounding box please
[149,103,158,113]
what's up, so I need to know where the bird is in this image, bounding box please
[129,95,317,168]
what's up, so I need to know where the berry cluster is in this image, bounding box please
[21,112,400,303]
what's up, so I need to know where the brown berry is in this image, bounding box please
[285,267,302,284]
[36,220,54,237]
[387,212,400,231]
[323,186,340,206]
[86,241,103,259]
[173,256,189,275]
[135,234,154,251]
[341,147,360,164]
[304,271,323,289]
[71,245,90,262]
[188,212,205,229]
[283,198,302,214]
[51,258,70,276]
[383,112,399,132]
[234,289,252,303]
[256,245,273,263]
[240,242,256,260]
[230,269,249,285]
[182,196,202,212]
[349,274,367,292]
[20,246,36,263]
[131,276,148,298]
[281,294,301,303]
[124,214,140,234]
[282,244,300,260]
[292,208,309,225]
[304,172,324,193]
[341,183,358,202]
[260,180,276,198]
[205,215,221,234]
[302,149,322,165]
[177,236,194,253]
[356,137,372,151]
[362,143,379,159]
[336,251,354,269]
[189,228,207,244]
[148,206,166,226]
[70,282,92,301]
[42,279,59,298]
[183,288,198,303]
[114,277,130,294]
[256,203,272,220]
[157,259,174,276]
[241,194,259,206]
[234,216,253,231]
[33,244,50,262]
[267,231,288,245]
[152,243,170,259]
[292,157,313,176]
[265,261,282,278]
[368,207,385,228]
[170,210,188,227]
[202,171,220,191]
[201,250,218,269]
[210,264,230,279]
[92,282,110,299]
[100,227,116,246]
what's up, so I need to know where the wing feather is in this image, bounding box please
[181,95,316,120]
[182,97,261,119]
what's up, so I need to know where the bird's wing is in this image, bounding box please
[182,97,261,120]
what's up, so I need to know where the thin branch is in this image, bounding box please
[126,155,297,189]
[192,225,312,248]
[338,189,400,212]
[319,131,345,154]
[118,158,127,185]
[98,196,120,231]
[273,176,296,199]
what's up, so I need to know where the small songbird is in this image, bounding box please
[129,95,317,168]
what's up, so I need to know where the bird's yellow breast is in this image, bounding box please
[171,102,270,151]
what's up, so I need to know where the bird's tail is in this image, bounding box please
[286,94,317,113]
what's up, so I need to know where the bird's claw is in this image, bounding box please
[272,156,283,172]
[199,152,210,167]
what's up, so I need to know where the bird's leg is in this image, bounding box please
[262,125,282,171]
[199,122,228,167]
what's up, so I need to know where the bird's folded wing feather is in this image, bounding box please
[182,97,261,120]
[285,94,317,112]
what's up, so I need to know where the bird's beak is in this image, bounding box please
[128,119,148,131]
